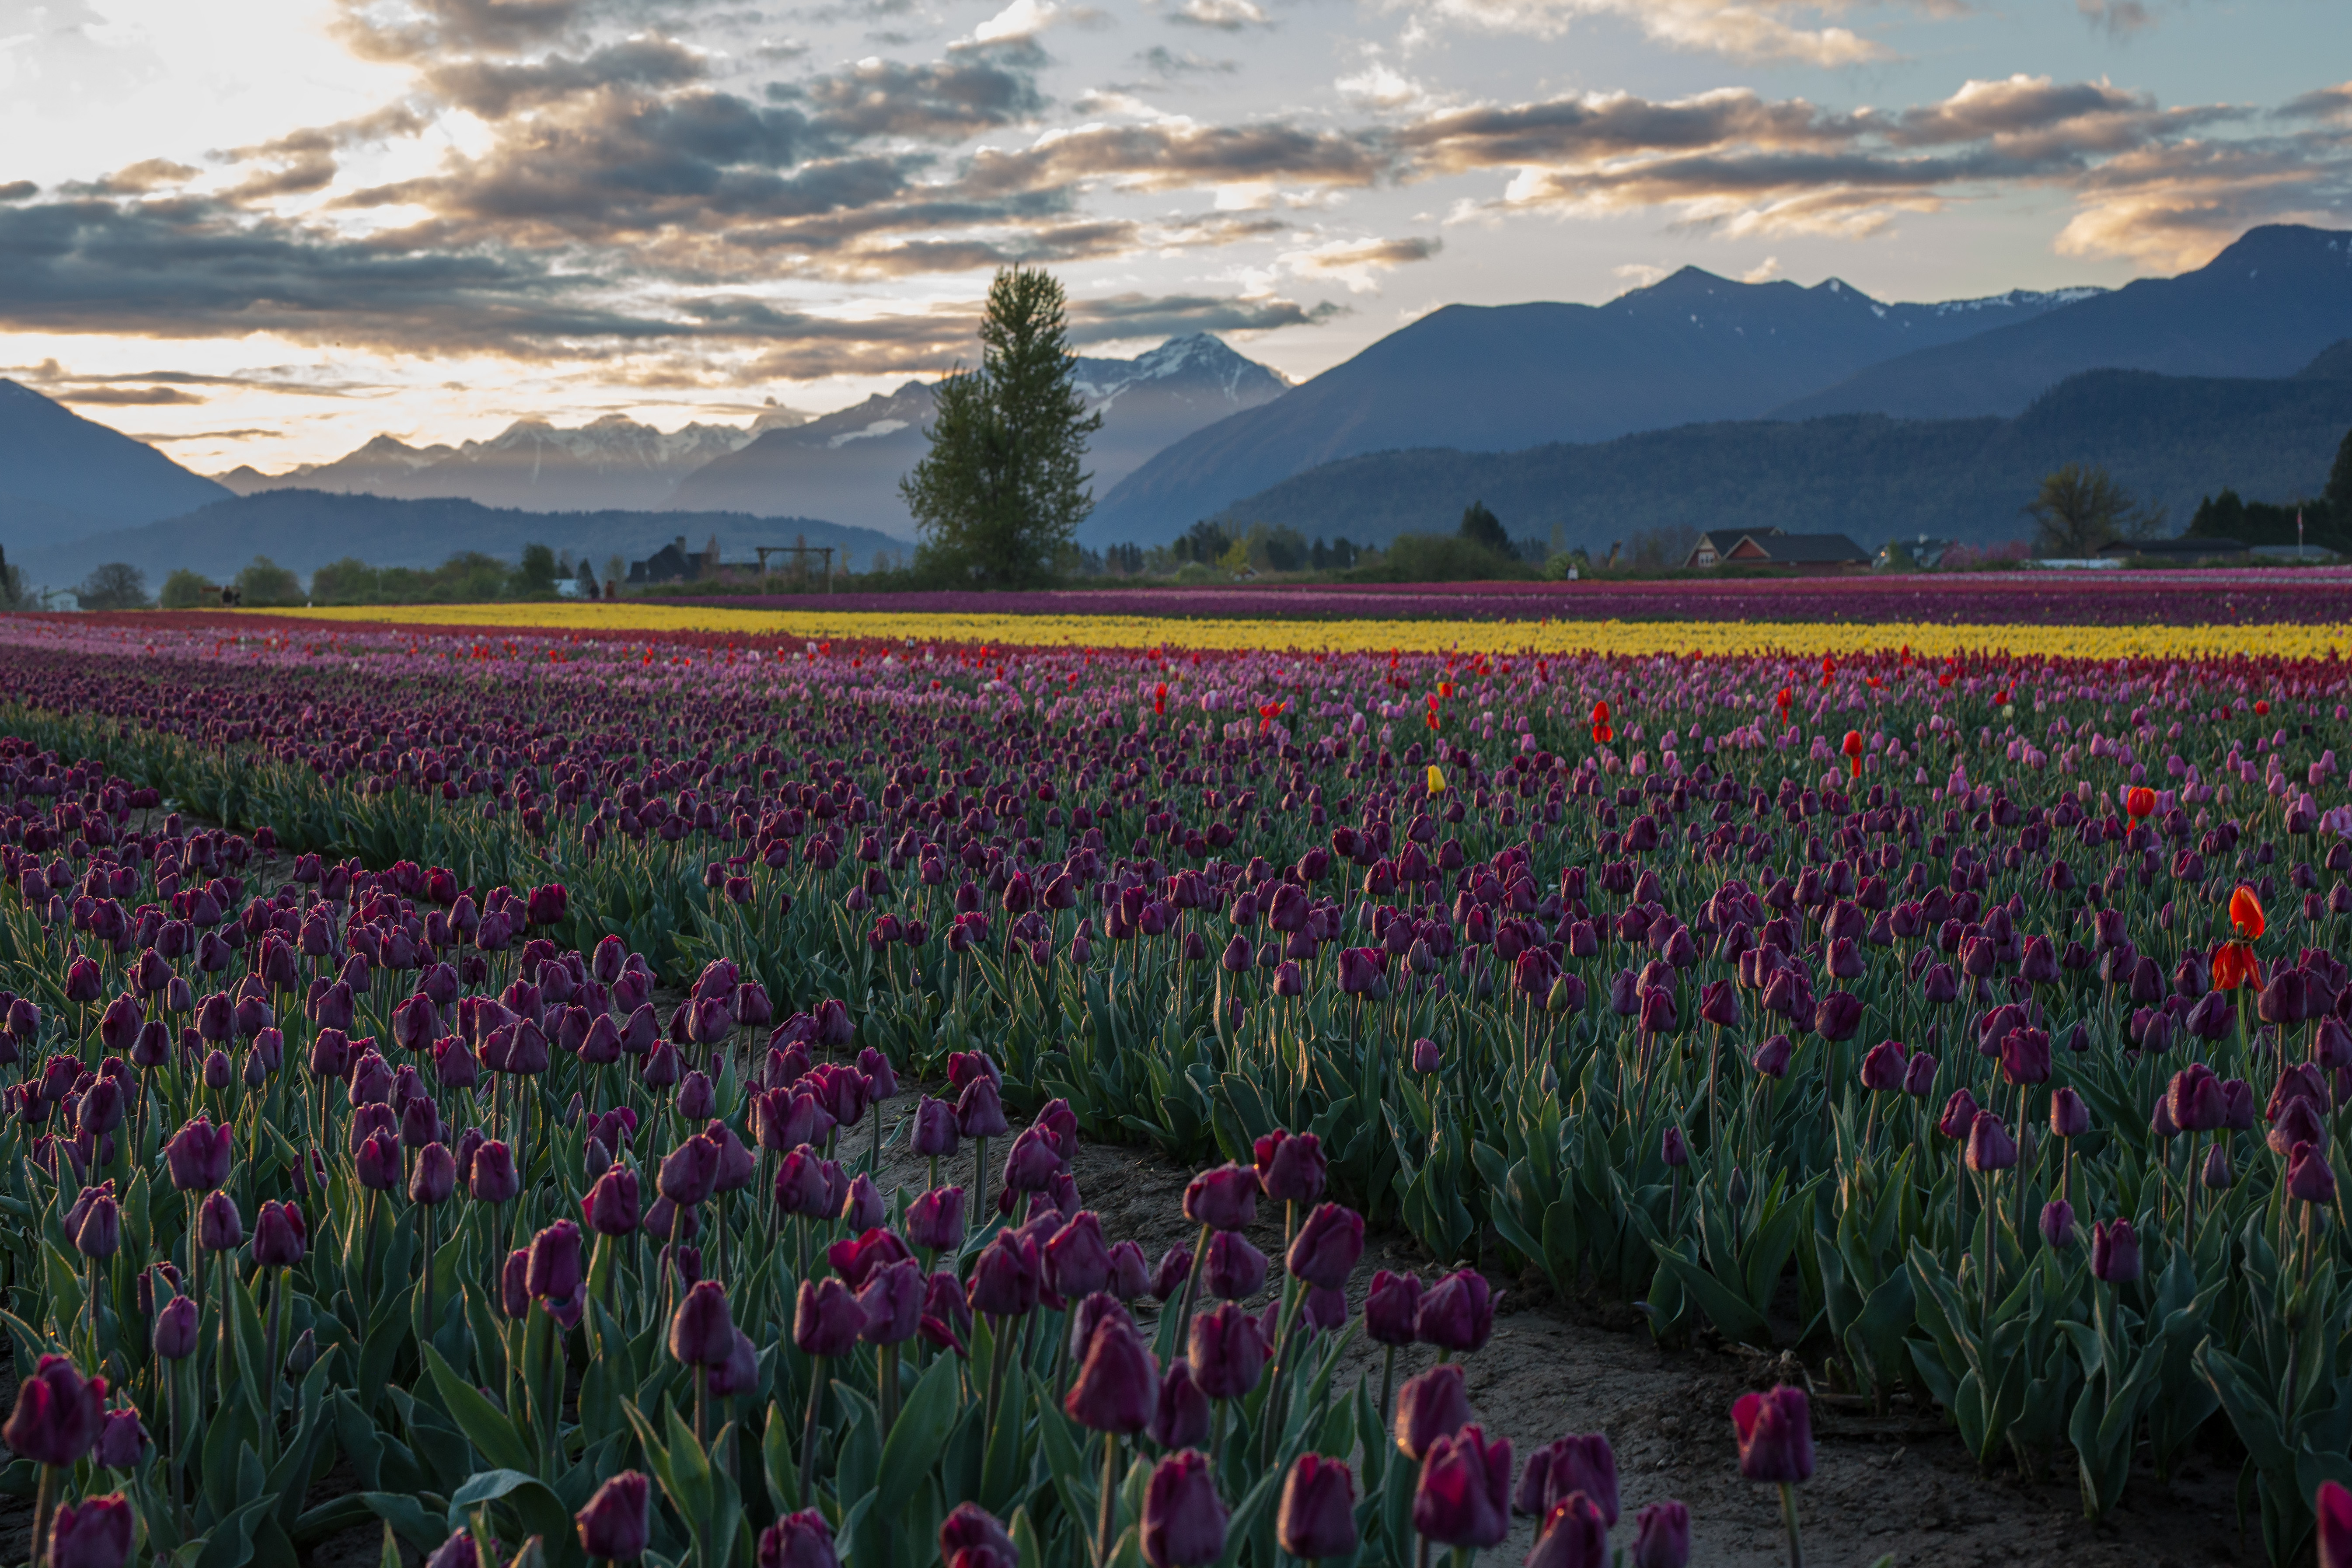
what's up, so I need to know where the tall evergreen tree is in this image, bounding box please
[902,267,1102,587]
[1459,499,1509,554]
[2325,425,2352,520]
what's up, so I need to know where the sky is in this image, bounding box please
[1,0,2346,475]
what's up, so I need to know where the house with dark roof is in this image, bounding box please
[627,535,718,584]
[1685,529,1870,573]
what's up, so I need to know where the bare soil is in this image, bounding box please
[845,1087,2260,1568]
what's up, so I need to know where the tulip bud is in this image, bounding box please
[1276,1454,1357,1561]
[49,1493,133,1568]
[2090,1219,2141,1284]
[672,1279,737,1366]
[1394,1362,1470,1460]
[1412,1425,1512,1549]
[1731,1384,1813,1483]
[574,1471,650,1562]
[153,1297,199,1362]
[1141,1450,1228,1568]
[1187,1300,1269,1400]
[793,1277,862,1360]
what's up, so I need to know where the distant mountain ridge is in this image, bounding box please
[1775,225,2352,421]
[217,406,813,513]
[1079,271,2109,546]
[0,380,230,543]
[1206,341,2352,554]
[669,333,1290,538]
[12,490,904,591]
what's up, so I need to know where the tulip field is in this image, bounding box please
[5,599,2352,1568]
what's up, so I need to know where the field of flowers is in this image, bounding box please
[633,571,2352,629]
[3,602,2352,1568]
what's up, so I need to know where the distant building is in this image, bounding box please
[1685,530,1870,572]
[1687,528,1770,568]
[1878,534,1955,569]
[2097,537,2250,562]
[628,537,698,584]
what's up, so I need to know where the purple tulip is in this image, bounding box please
[1393,1362,1471,1460]
[3,1354,106,1466]
[1253,1129,1327,1202]
[2091,1219,2141,1283]
[1517,1432,1619,1524]
[1631,1499,1692,1568]
[1141,1450,1228,1568]
[1277,1453,1358,1561]
[1731,1384,1814,1483]
[672,1279,737,1366]
[756,1510,838,1568]
[1412,1424,1512,1548]
[582,1167,642,1236]
[1064,1313,1158,1435]
[1187,1300,1270,1400]
[93,1411,146,1469]
[1416,1267,1497,1352]
[1201,1230,1267,1299]
[1182,1163,1259,1231]
[576,1471,651,1561]
[1525,1493,1609,1568]
[49,1493,133,1568]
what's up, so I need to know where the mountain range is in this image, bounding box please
[667,334,1289,536]
[1078,275,2110,546]
[6,224,2352,590]
[215,405,813,513]
[1086,224,2352,545]
[1211,342,2352,553]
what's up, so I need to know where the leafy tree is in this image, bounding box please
[310,558,379,604]
[75,562,150,610]
[902,266,1101,587]
[233,555,304,606]
[2024,464,2162,556]
[0,547,36,611]
[1459,499,1509,554]
[159,569,212,609]
[513,542,560,597]
[2326,426,2352,519]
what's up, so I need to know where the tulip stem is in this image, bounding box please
[798,1355,826,1505]
[29,1462,52,1568]
[1096,1431,1120,1567]
[1377,1344,1396,1433]
[167,1358,187,1542]
[1172,1223,1211,1348]
[1778,1481,1804,1568]
[216,1247,231,1410]
[1980,1172,1996,1324]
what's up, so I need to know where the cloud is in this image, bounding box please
[2076,0,2159,37]
[1132,45,1240,77]
[966,0,1109,42]
[788,55,1045,140]
[56,385,205,405]
[964,119,1388,197]
[1403,0,1893,65]
[332,0,589,63]
[0,182,36,203]
[1391,75,2331,261]
[731,288,1338,376]
[422,38,709,118]
[125,429,285,442]
[1167,0,1273,28]
[93,160,200,195]
[1281,232,1441,289]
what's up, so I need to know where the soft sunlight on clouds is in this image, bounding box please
[1,0,2344,469]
